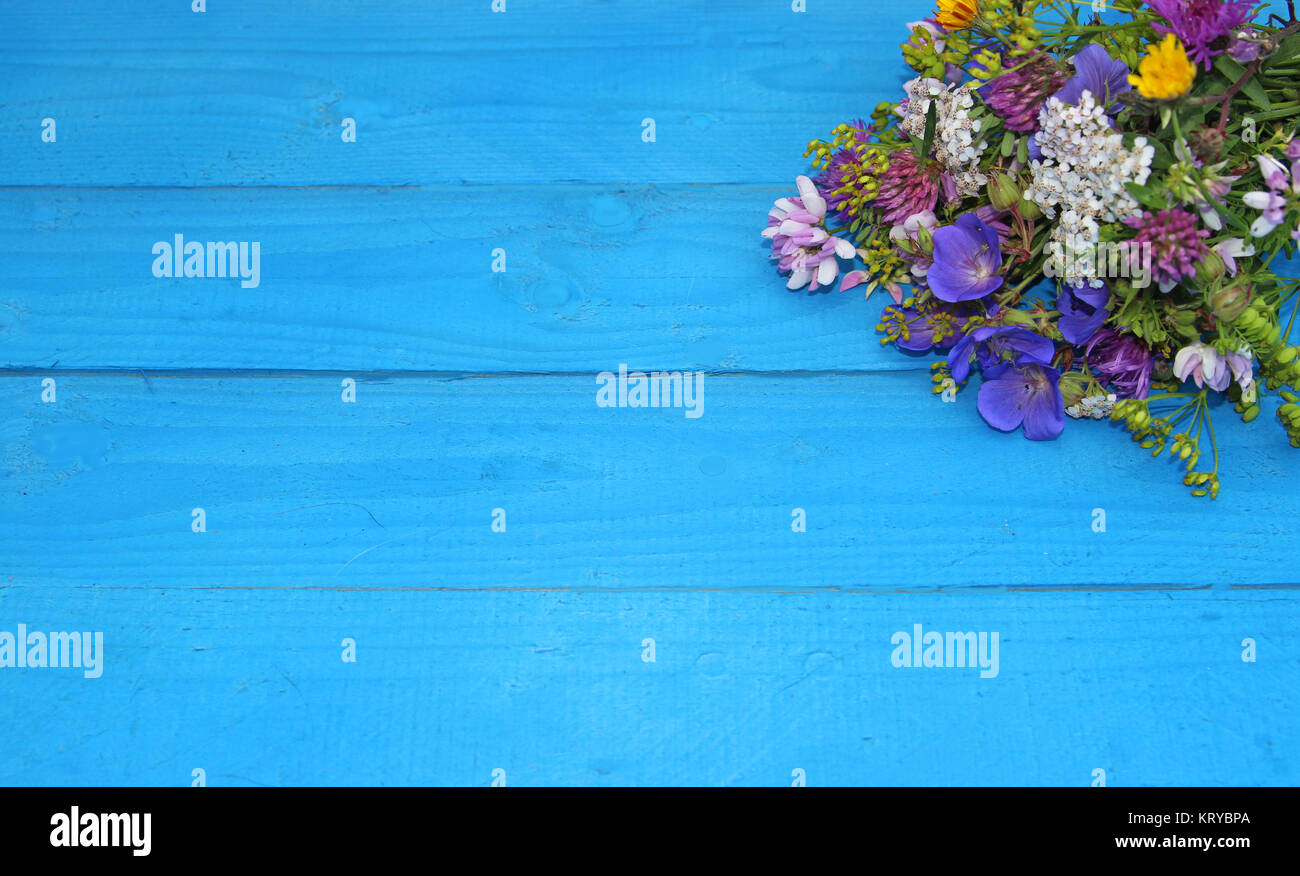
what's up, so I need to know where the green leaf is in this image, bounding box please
[1264,33,1300,69]
[919,100,939,162]
[1214,55,1271,111]
[1217,206,1250,235]
[1144,136,1174,171]
[1125,182,1167,211]
[1000,131,1015,158]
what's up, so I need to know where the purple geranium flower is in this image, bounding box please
[1052,44,1131,114]
[977,360,1066,441]
[1057,283,1111,346]
[974,205,1016,249]
[948,325,1056,383]
[928,214,1005,302]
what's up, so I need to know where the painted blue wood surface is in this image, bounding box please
[4,587,1296,786]
[1,0,1298,786]
[0,0,926,187]
[5,375,1300,590]
[0,186,899,372]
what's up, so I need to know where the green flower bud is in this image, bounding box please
[988,172,1022,212]
[1018,189,1043,221]
[1058,371,1090,408]
[1193,251,1226,288]
[916,223,934,256]
[1209,282,1251,324]
[1001,308,1036,327]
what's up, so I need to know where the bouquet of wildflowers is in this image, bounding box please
[763,0,1300,497]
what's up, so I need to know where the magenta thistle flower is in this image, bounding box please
[813,120,877,221]
[1122,209,1210,291]
[882,298,978,351]
[762,176,856,291]
[815,150,863,220]
[1145,0,1256,70]
[981,52,1070,132]
[871,148,940,226]
[1084,328,1155,399]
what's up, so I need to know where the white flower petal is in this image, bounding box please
[801,193,827,219]
[1215,238,1254,259]
[907,210,939,231]
[1257,154,1288,180]
[1250,215,1281,237]
[786,269,812,290]
[833,237,856,259]
[1173,344,1199,380]
[816,258,838,287]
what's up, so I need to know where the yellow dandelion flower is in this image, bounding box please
[936,0,978,32]
[1129,34,1197,100]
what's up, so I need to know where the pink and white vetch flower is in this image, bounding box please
[763,175,857,291]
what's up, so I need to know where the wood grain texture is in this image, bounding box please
[2,0,1298,787]
[5,375,1299,592]
[1,586,1294,786]
[0,0,923,187]
[0,186,902,373]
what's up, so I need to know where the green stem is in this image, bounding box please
[1202,398,1220,475]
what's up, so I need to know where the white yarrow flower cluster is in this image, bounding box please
[1026,92,1155,287]
[900,77,989,198]
[1066,393,1118,420]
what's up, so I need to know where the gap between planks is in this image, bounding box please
[2,583,1297,594]
[0,369,925,379]
[0,183,797,191]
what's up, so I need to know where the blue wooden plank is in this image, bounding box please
[0,0,926,186]
[0,186,906,372]
[1,586,1294,786]
[5,186,1295,373]
[4,0,1300,791]
[5,375,1299,592]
